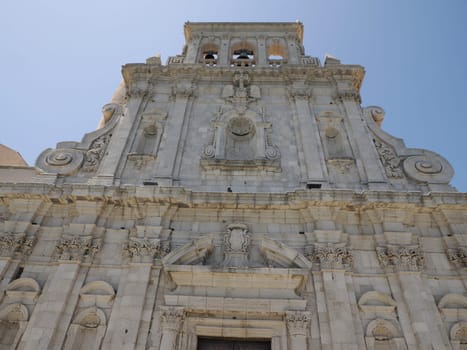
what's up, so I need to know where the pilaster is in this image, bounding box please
[101,264,152,350]
[159,306,185,350]
[289,84,327,184]
[152,83,193,184]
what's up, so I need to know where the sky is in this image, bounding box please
[1,0,466,191]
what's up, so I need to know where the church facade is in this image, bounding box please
[0,22,466,350]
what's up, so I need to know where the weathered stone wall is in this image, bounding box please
[0,185,466,349]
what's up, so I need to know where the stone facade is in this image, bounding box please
[0,22,466,349]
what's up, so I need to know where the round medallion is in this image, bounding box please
[227,117,255,140]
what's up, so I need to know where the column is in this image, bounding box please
[159,307,185,350]
[152,83,193,183]
[378,246,451,349]
[315,246,359,349]
[285,310,311,349]
[289,84,327,184]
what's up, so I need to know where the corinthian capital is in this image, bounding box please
[285,310,311,336]
[160,306,185,332]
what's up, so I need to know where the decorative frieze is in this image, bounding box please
[54,235,101,262]
[376,245,424,271]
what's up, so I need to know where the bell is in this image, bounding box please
[237,50,250,59]
[204,52,216,60]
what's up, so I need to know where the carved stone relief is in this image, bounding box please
[54,235,101,262]
[447,247,467,268]
[222,223,250,267]
[376,245,424,271]
[36,103,122,176]
[0,233,35,258]
[201,72,280,171]
[122,237,168,262]
[306,243,353,270]
[285,310,311,336]
[374,139,404,179]
[82,134,112,172]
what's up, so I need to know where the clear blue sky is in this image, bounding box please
[1,0,466,191]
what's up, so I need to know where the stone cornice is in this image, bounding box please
[122,63,364,93]
[1,183,467,209]
[183,22,304,43]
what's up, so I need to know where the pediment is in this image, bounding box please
[162,235,214,266]
[162,234,311,269]
[259,237,312,269]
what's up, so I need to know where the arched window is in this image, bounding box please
[199,43,219,66]
[231,41,256,67]
[267,41,287,67]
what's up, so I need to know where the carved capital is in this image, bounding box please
[0,233,35,258]
[123,237,162,261]
[447,247,467,268]
[307,244,353,270]
[54,235,101,262]
[285,310,311,336]
[160,306,185,332]
[288,87,311,99]
[377,245,424,272]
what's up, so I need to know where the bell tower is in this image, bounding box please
[182,22,305,67]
